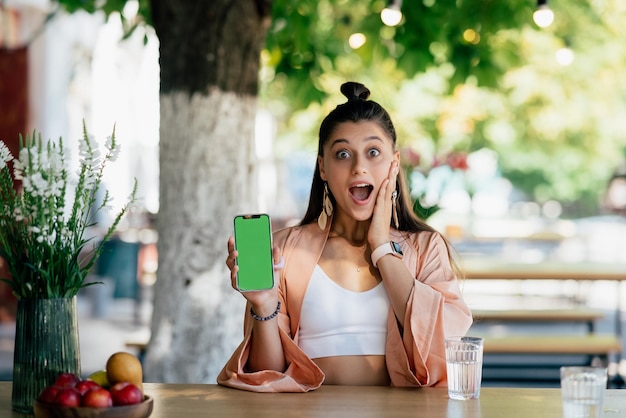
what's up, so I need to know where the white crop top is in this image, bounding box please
[298,265,390,359]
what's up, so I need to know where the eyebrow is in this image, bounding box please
[329,136,384,147]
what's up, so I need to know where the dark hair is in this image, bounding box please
[299,81,436,236]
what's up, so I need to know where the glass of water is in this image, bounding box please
[445,336,484,400]
[560,366,607,418]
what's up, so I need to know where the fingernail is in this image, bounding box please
[273,256,285,270]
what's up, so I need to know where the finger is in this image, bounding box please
[225,248,237,267]
[227,253,239,289]
[225,236,239,272]
[226,249,238,267]
[377,178,391,204]
[231,264,239,285]
[387,161,399,194]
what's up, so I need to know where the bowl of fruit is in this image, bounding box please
[33,352,152,418]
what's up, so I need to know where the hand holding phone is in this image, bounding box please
[233,214,274,292]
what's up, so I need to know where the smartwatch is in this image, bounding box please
[371,241,404,268]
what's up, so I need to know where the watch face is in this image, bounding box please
[391,241,403,256]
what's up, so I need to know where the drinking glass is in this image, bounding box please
[445,336,483,400]
[560,366,607,418]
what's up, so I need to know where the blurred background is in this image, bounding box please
[2,0,626,386]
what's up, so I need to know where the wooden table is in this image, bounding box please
[2,382,626,418]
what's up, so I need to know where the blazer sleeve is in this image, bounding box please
[217,226,325,392]
[216,301,324,392]
[386,232,473,387]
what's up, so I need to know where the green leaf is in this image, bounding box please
[413,199,440,221]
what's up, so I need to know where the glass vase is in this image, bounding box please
[11,297,81,413]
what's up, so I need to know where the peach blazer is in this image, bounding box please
[217,222,473,392]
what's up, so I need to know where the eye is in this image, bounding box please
[368,148,381,158]
[336,150,350,160]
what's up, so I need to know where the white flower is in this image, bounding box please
[49,180,64,197]
[0,141,13,170]
[105,135,121,162]
[79,134,102,171]
[21,177,36,196]
[78,133,94,159]
[13,208,24,222]
[30,172,48,192]
[0,123,138,299]
[12,149,30,181]
[81,170,97,190]
[46,147,65,181]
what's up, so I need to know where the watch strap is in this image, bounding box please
[371,242,393,268]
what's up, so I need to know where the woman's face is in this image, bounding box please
[318,121,399,222]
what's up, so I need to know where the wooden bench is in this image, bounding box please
[473,308,606,333]
[482,334,621,361]
[473,308,617,357]
[473,309,623,385]
[480,334,623,387]
[482,334,622,386]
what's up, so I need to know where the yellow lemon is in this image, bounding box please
[106,352,143,393]
[87,369,110,388]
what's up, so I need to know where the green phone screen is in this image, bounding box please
[234,214,274,291]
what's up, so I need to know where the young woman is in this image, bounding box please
[218,82,472,392]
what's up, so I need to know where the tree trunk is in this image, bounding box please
[144,0,272,383]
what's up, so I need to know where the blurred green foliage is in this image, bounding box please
[52,0,626,217]
[262,0,626,217]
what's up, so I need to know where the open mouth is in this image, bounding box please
[349,184,374,202]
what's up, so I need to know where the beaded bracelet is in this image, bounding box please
[249,301,281,321]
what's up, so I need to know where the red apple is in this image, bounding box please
[38,385,61,404]
[53,387,81,407]
[75,379,101,396]
[110,382,143,406]
[53,372,80,388]
[82,387,113,408]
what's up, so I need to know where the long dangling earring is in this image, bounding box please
[318,183,334,230]
[391,189,399,229]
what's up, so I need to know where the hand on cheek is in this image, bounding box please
[369,161,399,248]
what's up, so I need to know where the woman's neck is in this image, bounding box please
[329,211,370,246]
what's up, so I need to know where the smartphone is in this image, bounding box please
[233,214,274,291]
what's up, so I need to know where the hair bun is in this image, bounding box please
[340,82,371,101]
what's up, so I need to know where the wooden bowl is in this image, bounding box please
[33,396,153,418]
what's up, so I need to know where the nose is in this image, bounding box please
[352,155,367,174]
